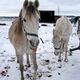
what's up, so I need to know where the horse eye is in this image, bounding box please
[23,18,26,22]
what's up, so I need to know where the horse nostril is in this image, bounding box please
[30,40,35,47]
[30,40,33,46]
[29,39,39,47]
[37,40,39,45]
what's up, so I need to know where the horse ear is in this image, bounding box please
[23,0,28,8]
[19,10,22,21]
[34,0,39,8]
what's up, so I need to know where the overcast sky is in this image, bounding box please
[0,0,80,16]
[51,0,80,6]
[0,0,80,10]
[0,0,23,11]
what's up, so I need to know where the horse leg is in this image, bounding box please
[64,51,68,62]
[64,43,68,62]
[30,53,38,80]
[57,52,63,68]
[26,54,30,67]
[58,42,64,62]
[58,52,62,62]
[16,50,24,80]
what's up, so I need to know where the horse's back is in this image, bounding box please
[55,16,72,38]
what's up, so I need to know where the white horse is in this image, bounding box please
[53,16,72,62]
[8,0,40,80]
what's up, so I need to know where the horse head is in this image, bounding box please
[53,30,62,56]
[20,0,40,52]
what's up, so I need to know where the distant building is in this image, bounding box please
[39,10,55,23]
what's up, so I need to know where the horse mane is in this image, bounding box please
[14,10,23,34]
[26,6,39,19]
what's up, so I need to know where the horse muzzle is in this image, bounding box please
[54,50,59,56]
[31,48,37,53]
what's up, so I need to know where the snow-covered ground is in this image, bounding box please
[0,20,80,80]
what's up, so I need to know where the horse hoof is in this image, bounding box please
[25,64,31,68]
[32,71,37,80]
[58,59,62,62]
[64,59,68,62]
[17,60,19,63]
[27,64,31,68]
[69,53,72,56]
[58,66,62,68]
